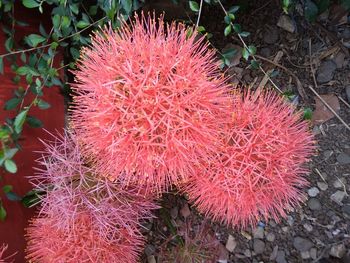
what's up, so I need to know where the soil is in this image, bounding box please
[141,1,350,263]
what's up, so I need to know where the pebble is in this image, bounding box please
[147,255,156,263]
[342,204,350,216]
[341,28,350,39]
[253,239,265,254]
[253,227,264,239]
[287,215,294,226]
[270,245,278,260]
[244,249,252,257]
[317,182,328,191]
[277,15,296,33]
[282,226,289,232]
[330,191,346,205]
[316,60,337,83]
[308,198,322,210]
[263,26,279,44]
[276,250,288,263]
[293,237,314,252]
[337,152,350,164]
[301,251,311,259]
[225,235,237,252]
[329,244,346,258]
[180,203,191,218]
[266,232,276,242]
[346,86,350,102]
[310,248,317,259]
[241,231,252,240]
[333,177,346,189]
[308,187,320,197]
[323,150,333,160]
[144,245,155,257]
[303,223,313,232]
[332,52,346,68]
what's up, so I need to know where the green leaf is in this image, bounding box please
[189,1,199,12]
[0,200,6,221]
[4,98,21,110]
[222,48,237,59]
[224,25,232,36]
[305,0,318,22]
[77,20,90,29]
[14,109,28,133]
[25,34,46,47]
[26,115,43,128]
[303,108,313,120]
[2,185,12,193]
[250,60,260,69]
[61,16,71,28]
[4,148,18,159]
[22,0,40,8]
[4,159,17,174]
[224,15,231,24]
[22,190,43,208]
[197,26,205,33]
[239,31,250,37]
[248,45,257,56]
[232,23,242,33]
[37,99,51,110]
[228,5,240,13]
[242,47,250,60]
[121,0,132,13]
[16,66,29,75]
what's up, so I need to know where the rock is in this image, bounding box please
[342,204,350,216]
[225,235,237,252]
[317,182,328,191]
[253,239,265,254]
[341,28,350,39]
[281,226,289,232]
[263,26,279,44]
[310,248,317,259]
[147,255,156,263]
[333,177,346,189]
[323,150,333,160]
[266,232,276,242]
[180,203,191,218]
[276,250,288,263]
[332,52,346,68]
[301,251,311,259]
[337,152,350,165]
[145,245,156,257]
[308,187,320,197]
[270,245,278,260]
[329,244,346,258]
[308,198,322,210]
[303,223,313,232]
[218,243,229,263]
[241,231,252,240]
[277,15,296,33]
[330,191,346,205]
[316,60,337,84]
[253,227,264,239]
[346,86,350,103]
[244,249,252,257]
[312,94,340,124]
[293,237,313,252]
[287,215,294,226]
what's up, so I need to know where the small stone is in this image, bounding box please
[241,231,252,240]
[337,153,350,164]
[277,15,296,33]
[301,251,310,259]
[253,239,265,254]
[253,227,264,239]
[281,226,289,232]
[218,243,229,263]
[346,86,350,103]
[244,249,252,257]
[263,26,279,44]
[308,198,322,210]
[333,177,346,189]
[287,215,294,226]
[147,255,156,263]
[330,191,346,205]
[332,52,346,69]
[323,150,333,160]
[341,28,350,39]
[266,232,276,242]
[342,204,350,216]
[313,125,321,135]
[303,223,313,232]
[270,245,278,260]
[225,235,237,252]
[269,220,277,228]
[329,244,346,258]
[310,248,317,259]
[170,207,178,219]
[180,203,191,218]
[316,60,337,84]
[317,182,328,191]
[308,187,320,197]
[145,245,156,257]
[276,250,287,263]
[293,237,313,252]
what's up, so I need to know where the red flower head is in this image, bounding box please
[70,13,231,193]
[32,131,158,240]
[184,90,315,228]
[26,212,143,263]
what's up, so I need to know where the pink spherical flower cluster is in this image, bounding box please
[26,132,157,262]
[70,14,231,193]
[183,91,315,228]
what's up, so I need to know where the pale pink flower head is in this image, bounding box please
[32,131,158,240]
[70,13,231,193]
[26,212,144,263]
[184,90,315,228]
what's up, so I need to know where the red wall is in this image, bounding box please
[0,6,65,262]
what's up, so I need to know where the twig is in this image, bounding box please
[258,51,283,88]
[338,95,350,109]
[315,168,326,182]
[0,16,106,59]
[334,174,349,196]
[308,39,350,132]
[255,54,307,98]
[196,0,204,28]
[216,0,283,94]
